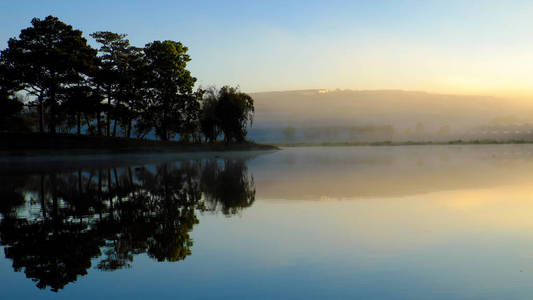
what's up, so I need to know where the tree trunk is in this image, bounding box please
[161,109,168,141]
[126,119,132,138]
[77,113,81,135]
[112,119,117,137]
[49,84,57,135]
[48,114,56,134]
[78,170,82,193]
[107,86,111,136]
[84,114,95,135]
[97,112,102,136]
[38,95,44,133]
[161,128,168,141]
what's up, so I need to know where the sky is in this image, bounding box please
[1,0,533,98]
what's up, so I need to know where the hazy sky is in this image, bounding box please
[2,0,533,97]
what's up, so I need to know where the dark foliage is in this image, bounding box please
[0,16,254,143]
[199,86,255,143]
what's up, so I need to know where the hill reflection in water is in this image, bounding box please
[249,145,533,200]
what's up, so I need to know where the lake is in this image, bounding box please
[2,145,533,299]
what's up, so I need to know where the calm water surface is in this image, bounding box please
[3,145,533,299]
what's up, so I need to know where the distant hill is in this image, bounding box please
[248,89,533,142]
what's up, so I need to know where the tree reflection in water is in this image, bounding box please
[0,158,255,292]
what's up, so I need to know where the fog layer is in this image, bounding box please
[249,90,533,142]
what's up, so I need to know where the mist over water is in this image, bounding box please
[3,145,533,299]
[250,145,533,199]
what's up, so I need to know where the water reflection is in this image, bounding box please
[0,158,255,292]
[250,145,533,200]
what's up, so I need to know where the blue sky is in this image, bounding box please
[2,0,533,96]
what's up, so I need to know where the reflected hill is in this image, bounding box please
[0,157,255,292]
[249,145,533,200]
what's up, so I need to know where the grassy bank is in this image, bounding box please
[273,139,533,147]
[0,132,278,155]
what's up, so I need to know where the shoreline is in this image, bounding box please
[0,132,278,156]
[4,132,533,156]
[272,139,533,147]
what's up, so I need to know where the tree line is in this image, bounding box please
[0,16,254,143]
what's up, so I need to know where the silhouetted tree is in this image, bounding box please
[58,85,100,134]
[0,16,97,133]
[138,40,199,141]
[198,86,255,143]
[91,32,144,137]
[1,17,257,143]
[215,86,254,143]
[115,46,146,137]
[199,88,220,143]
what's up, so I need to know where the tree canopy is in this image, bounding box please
[0,15,254,143]
[200,86,255,143]
[0,16,97,133]
[139,40,199,141]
